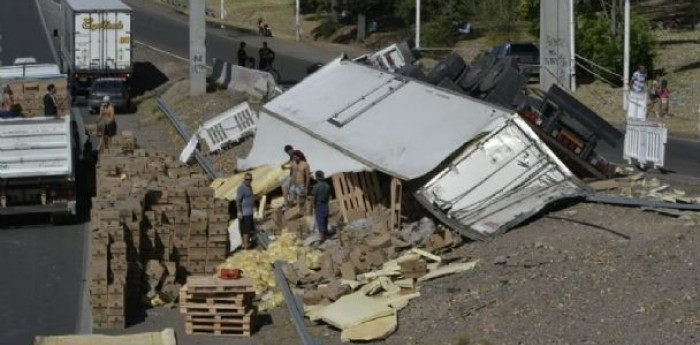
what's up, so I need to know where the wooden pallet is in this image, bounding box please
[185,311,255,325]
[184,327,251,337]
[185,276,255,294]
[389,177,403,231]
[181,292,254,306]
[332,171,383,222]
[180,303,252,316]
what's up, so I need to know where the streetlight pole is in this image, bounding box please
[623,0,630,110]
[415,0,421,49]
[569,0,576,91]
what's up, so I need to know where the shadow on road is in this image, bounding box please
[130,62,170,98]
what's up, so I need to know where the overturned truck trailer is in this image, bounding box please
[238,57,589,240]
[415,116,589,241]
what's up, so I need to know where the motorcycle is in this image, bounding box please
[258,19,272,37]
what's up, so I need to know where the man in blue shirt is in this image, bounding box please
[236,172,255,249]
[310,170,332,243]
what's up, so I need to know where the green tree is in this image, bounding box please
[576,12,655,83]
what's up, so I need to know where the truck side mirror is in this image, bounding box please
[53,29,59,38]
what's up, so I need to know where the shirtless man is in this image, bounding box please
[281,145,296,207]
[97,96,116,152]
[289,150,310,208]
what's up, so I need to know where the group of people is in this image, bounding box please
[237,41,276,70]
[0,84,60,119]
[235,144,332,249]
[630,65,672,118]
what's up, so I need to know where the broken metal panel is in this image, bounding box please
[198,102,258,153]
[623,120,667,168]
[415,115,588,240]
[585,194,700,211]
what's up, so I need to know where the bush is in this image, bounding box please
[317,17,341,39]
[422,17,457,47]
[576,13,655,84]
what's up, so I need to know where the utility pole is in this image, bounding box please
[415,0,421,48]
[220,0,224,29]
[296,0,300,41]
[189,0,206,96]
[570,0,576,91]
[622,0,630,110]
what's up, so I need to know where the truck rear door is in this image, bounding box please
[74,11,131,72]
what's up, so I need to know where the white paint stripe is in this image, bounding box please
[35,0,60,64]
[134,40,213,70]
[75,222,93,334]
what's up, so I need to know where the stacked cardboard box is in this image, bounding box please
[89,133,232,328]
[6,77,69,116]
[180,276,256,336]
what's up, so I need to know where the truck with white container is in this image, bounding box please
[0,61,88,223]
[56,0,132,99]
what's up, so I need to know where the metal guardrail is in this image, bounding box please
[156,98,221,180]
[585,194,700,211]
[273,260,322,345]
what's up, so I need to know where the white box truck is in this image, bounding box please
[57,0,132,98]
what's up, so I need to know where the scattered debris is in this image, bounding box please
[33,329,176,345]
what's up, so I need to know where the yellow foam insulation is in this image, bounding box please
[216,232,324,311]
[210,165,288,201]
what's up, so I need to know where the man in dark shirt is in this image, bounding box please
[43,84,58,116]
[310,170,332,243]
[236,173,256,249]
[237,42,249,67]
[258,41,275,70]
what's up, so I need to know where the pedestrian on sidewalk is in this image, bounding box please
[43,84,58,116]
[311,170,332,243]
[236,172,256,249]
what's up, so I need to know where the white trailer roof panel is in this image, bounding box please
[64,0,132,12]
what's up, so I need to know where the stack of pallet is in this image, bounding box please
[180,276,256,336]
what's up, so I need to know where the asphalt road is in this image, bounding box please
[0,0,90,344]
[0,0,55,65]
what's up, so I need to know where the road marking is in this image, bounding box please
[35,0,60,64]
[134,40,213,69]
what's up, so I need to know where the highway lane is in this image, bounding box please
[122,0,345,83]
[0,0,55,65]
[0,0,90,344]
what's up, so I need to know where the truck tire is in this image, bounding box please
[427,53,466,84]
[479,57,512,93]
[396,64,427,81]
[460,53,496,91]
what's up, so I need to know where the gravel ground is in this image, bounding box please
[116,44,700,345]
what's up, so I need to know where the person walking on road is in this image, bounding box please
[43,84,58,116]
[258,41,276,70]
[631,65,648,93]
[236,172,256,249]
[311,170,332,243]
[97,96,116,152]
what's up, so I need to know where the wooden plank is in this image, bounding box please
[389,177,403,231]
[368,171,383,206]
[332,173,350,222]
[180,305,252,316]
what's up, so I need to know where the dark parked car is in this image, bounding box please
[87,78,131,113]
[490,43,540,79]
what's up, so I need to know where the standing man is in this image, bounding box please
[97,96,116,152]
[630,65,647,93]
[43,84,58,116]
[258,41,276,70]
[310,170,332,243]
[290,150,310,209]
[237,42,249,67]
[236,172,256,249]
[281,145,296,208]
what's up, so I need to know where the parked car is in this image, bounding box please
[87,78,131,113]
[490,43,540,79]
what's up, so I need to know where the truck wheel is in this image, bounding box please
[427,53,466,84]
